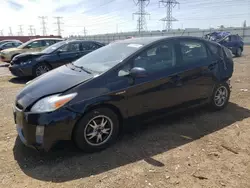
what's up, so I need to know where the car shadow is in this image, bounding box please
[8,77,32,84]
[13,102,250,183]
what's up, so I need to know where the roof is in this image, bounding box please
[31,38,64,41]
[115,36,208,45]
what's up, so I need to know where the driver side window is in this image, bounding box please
[131,42,176,74]
[26,41,43,48]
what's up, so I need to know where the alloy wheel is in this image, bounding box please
[84,115,113,146]
[214,86,228,107]
[36,65,50,76]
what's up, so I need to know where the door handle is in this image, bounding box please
[208,62,217,70]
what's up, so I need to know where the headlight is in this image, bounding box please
[30,93,77,113]
[20,60,32,65]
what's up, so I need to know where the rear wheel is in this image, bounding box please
[235,48,242,57]
[209,82,230,111]
[33,63,51,77]
[73,108,120,153]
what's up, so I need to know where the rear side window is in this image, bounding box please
[180,40,208,64]
[207,42,219,55]
[82,42,101,51]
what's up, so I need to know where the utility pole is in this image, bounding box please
[33,28,37,35]
[18,25,24,36]
[0,30,3,36]
[83,27,87,37]
[9,27,13,36]
[54,16,63,36]
[159,0,180,31]
[133,0,150,34]
[38,16,48,36]
[28,25,34,36]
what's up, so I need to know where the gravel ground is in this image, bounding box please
[0,47,250,188]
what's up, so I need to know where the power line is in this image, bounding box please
[54,17,63,36]
[38,16,48,36]
[133,0,150,33]
[159,0,180,31]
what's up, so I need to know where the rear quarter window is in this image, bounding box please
[223,47,233,59]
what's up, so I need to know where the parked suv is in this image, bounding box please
[204,31,244,57]
[0,38,63,62]
[13,36,233,152]
[9,40,104,77]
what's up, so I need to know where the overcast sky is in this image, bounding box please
[0,0,249,36]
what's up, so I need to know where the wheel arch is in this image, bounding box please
[71,103,124,139]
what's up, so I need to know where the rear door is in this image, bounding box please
[174,39,216,106]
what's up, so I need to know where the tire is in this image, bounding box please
[73,108,120,153]
[235,48,242,57]
[33,63,51,77]
[209,82,230,111]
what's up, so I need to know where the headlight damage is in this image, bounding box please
[31,93,77,113]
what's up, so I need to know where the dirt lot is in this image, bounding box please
[0,48,250,188]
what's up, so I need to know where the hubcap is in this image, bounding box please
[84,115,113,146]
[36,65,50,76]
[214,86,228,107]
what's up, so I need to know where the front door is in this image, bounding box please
[115,40,185,118]
[53,42,82,67]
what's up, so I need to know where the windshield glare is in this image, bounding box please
[42,41,66,53]
[73,42,143,73]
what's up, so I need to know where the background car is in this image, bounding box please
[0,39,22,46]
[0,38,63,62]
[13,36,234,152]
[0,41,22,51]
[204,31,244,57]
[9,40,104,77]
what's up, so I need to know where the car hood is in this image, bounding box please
[12,52,45,64]
[16,64,95,109]
[1,47,19,53]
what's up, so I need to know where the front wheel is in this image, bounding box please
[73,108,120,153]
[209,82,230,111]
[33,63,51,77]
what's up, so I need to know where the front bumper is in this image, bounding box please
[9,64,33,77]
[13,105,80,151]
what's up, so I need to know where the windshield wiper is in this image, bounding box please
[70,63,92,74]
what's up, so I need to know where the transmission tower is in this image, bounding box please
[133,0,150,34]
[33,28,37,35]
[38,16,48,36]
[8,27,13,36]
[159,0,180,31]
[18,25,24,36]
[54,17,63,36]
[83,27,87,37]
[28,25,34,35]
[0,30,3,36]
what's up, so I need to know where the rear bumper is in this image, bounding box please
[13,106,80,151]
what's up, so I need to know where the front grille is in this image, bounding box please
[16,102,24,110]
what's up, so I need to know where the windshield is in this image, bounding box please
[73,42,143,73]
[42,41,66,53]
[17,40,32,49]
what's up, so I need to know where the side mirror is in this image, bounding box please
[130,67,147,78]
[118,67,147,78]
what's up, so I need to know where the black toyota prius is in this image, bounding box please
[13,36,234,152]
